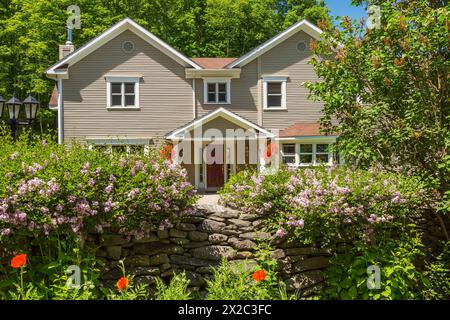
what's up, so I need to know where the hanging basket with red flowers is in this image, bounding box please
[264,142,279,162]
[160,144,174,161]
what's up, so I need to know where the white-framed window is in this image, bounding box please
[281,143,296,164]
[315,144,330,164]
[106,76,140,109]
[203,78,231,104]
[299,144,314,165]
[281,142,336,166]
[263,76,287,110]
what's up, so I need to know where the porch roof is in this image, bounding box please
[165,107,274,140]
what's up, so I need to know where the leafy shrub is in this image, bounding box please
[154,272,192,300]
[0,128,197,298]
[205,260,270,300]
[0,128,197,253]
[322,235,425,300]
[205,255,295,300]
[220,166,432,247]
[421,241,450,300]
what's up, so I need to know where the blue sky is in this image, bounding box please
[324,0,367,23]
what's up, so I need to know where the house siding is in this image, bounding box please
[260,31,324,130]
[196,60,259,123]
[62,30,193,142]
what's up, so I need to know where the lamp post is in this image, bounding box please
[3,95,40,140]
[0,95,5,119]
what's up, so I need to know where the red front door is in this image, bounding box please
[206,144,224,188]
[207,163,224,188]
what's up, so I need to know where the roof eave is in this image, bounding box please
[226,20,322,69]
[45,18,202,76]
[165,107,274,139]
[185,68,241,79]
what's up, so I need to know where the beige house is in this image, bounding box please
[46,18,339,191]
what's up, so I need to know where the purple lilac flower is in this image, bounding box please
[158,218,173,230]
[80,162,90,175]
[367,214,378,224]
[391,191,401,204]
[88,178,95,187]
[40,207,49,214]
[105,184,114,194]
[127,188,140,200]
[1,228,12,236]
[274,228,287,238]
[287,218,304,229]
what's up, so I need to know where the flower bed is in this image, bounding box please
[219,166,432,247]
[0,131,197,255]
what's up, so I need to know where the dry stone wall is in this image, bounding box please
[97,202,330,296]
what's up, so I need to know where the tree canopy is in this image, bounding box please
[305,0,449,208]
[0,0,330,106]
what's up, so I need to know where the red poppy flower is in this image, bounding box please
[116,277,129,291]
[252,269,267,282]
[10,253,27,269]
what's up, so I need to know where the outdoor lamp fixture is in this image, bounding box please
[23,94,40,121]
[0,95,5,119]
[6,96,22,121]
[2,94,40,140]
[6,96,22,140]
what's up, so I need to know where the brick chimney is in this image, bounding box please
[50,28,75,111]
[58,28,75,59]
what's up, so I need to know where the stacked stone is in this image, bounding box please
[98,203,330,296]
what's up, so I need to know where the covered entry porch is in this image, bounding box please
[165,108,275,191]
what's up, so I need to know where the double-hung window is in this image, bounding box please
[263,76,287,110]
[315,144,330,164]
[299,144,313,165]
[204,79,231,104]
[106,76,140,109]
[281,144,296,164]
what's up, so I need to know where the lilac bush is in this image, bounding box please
[219,166,434,247]
[0,129,197,254]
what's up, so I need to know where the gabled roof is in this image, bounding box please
[46,18,202,77]
[227,20,322,68]
[191,58,237,69]
[165,107,274,139]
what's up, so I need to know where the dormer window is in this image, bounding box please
[204,78,231,104]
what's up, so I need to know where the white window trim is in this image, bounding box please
[281,141,335,167]
[281,143,296,165]
[203,78,231,105]
[106,76,140,109]
[263,76,287,110]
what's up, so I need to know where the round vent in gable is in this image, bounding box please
[296,41,307,53]
[122,40,135,53]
